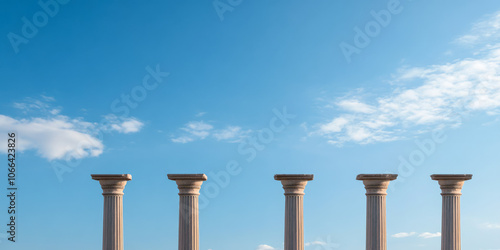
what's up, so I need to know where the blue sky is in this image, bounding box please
[2,0,500,249]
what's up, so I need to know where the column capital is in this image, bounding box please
[92,174,132,195]
[275,174,314,196]
[168,174,207,195]
[357,174,398,195]
[431,174,472,195]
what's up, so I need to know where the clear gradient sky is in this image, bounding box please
[2,0,500,249]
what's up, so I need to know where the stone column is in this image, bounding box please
[168,174,207,250]
[92,174,132,250]
[275,174,314,250]
[357,174,397,250]
[431,174,472,250]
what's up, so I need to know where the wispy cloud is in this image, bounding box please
[213,126,240,140]
[256,244,276,250]
[304,235,340,249]
[213,126,251,142]
[391,232,416,238]
[172,119,250,143]
[314,11,500,146]
[390,231,440,239]
[482,222,500,229]
[418,232,441,238]
[13,96,61,115]
[103,114,144,134]
[195,112,207,117]
[1,96,144,161]
[172,121,213,143]
[171,136,194,143]
[182,121,213,138]
[337,99,376,114]
[305,240,329,247]
[456,11,500,46]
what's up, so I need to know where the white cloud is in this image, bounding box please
[187,121,212,130]
[40,95,55,102]
[304,236,340,249]
[172,121,213,143]
[391,232,416,238]
[172,119,249,143]
[212,126,250,142]
[104,114,144,134]
[320,117,350,134]
[213,126,241,140]
[195,112,207,117]
[183,121,213,139]
[1,97,144,161]
[13,96,58,115]
[49,108,61,115]
[256,244,275,250]
[171,136,194,144]
[315,11,500,145]
[418,232,441,238]
[483,222,500,229]
[337,99,376,113]
[114,119,143,133]
[305,240,327,246]
[390,231,440,239]
[456,11,500,45]
[0,115,103,161]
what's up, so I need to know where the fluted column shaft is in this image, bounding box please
[103,195,124,250]
[168,174,207,250]
[442,195,460,250]
[92,174,132,250]
[357,174,397,250]
[285,193,304,250]
[275,174,314,250]
[179,195,199,250]
[431,174,472,250]
[366,194,386,250]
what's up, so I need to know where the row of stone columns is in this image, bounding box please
[357,174,472,250]
[91,173,471,250]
